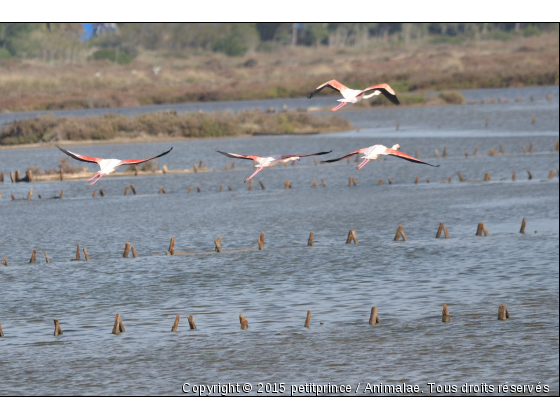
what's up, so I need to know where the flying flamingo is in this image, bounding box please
[216,149,332,183]
[322,144,439,169]
[308,79,400,111]
[57,146,173,185]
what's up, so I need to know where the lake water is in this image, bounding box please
[0,85,558,395]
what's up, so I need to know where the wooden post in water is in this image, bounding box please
[378,179,383,186]
[303,310,312,328]
[484,173,491,182]
[346,229,358,244]
[456,171,464,182]
[99,188,105,197]
[307,232,314,247]
[124,186,130,196]
[448,176,452,183]
[473,146,478,156]
[393,225,407,241]
[112,314,125,335]
[27,189,33,200]
[498,304,509,321]
[396,122,400,131]
[529,143,534,153]
[11,193,16,201]
[248,180,253,191]
[549,170,555,180]
[436,223,449,238]
[415,150,419,159]
[123,242,131,257]
[83,248,90,261]
[239,314,248,330]
[476,222,489,236]
[388,178,392,185]
[187,187,193,194]
[214,237,222,253]
[434,149,440,159]
[131,247,138,258]
[0,322,3,337]
[314,158,319,166]
[522,146,527,154]
[260,180,268,190]
[29,250,37,264]
[10,172,15,183]
[531,115,536,125]
[520,219,526,234]
[369,307,380,325]
[0,171,3,183]
[443,147,447,158]
[44,251,50,263]
[220,184,224,192]
[414,175,419,184]
[92,190,97,198]
[442,304,450,322]
[171,315,180,332]
[15,171,21,182]
[526,170,533,180]
[311,178,317,188]
[196,187,201,193]
[129,184,137,195]
[321,179,326,188]
[53,319,63,336]
[512,171,516,181]
[162,165,168,174]
[257,231,265,250]
[193,163,198,173]
[225,161,229,171]
[228,186,232,191]
[2,256,9,266]
[75,244,81,261]
[168,238,175,255]
[187,315,196,330]
[351,177,357,187]
[158,187,166,194]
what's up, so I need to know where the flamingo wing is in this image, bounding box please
[386,149,440,167]
[57,146,102,164]
[307,80,349,99]
[280,150,332,159]
[363,83,400,105]
[321,149,363,163]
[119,147,173,165]
[216,150,260,161]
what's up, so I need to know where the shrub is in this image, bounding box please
[213,36,247,57]
[523,25,542,37]
[439,90,465,104]
[0,48,12,59]
[91,49,133,64]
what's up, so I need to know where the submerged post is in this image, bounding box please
[0,322,3,337]
[123,242,131,257]
[512,171,516,181]
[112,314,125,335]
[258,231,265,250]
[526,170,533,180]
[307,232,314,247]
[27,189,33,200]
[393,225,407,241]
[476,222,489,236]
[44,251,50,263]
[187,315,196,330]
[124,186,130,196]
[83,248,90,261]
[168,237,175,256]
[214,237,222,253]
[484,173,490,182]
[311,178,317,188]
[442,304,450,322]
[2,256,8,266]
[369,307,380,325]
[346,230,358,244]
[75,244,81,261]
[304,310,311,328]
[29,250,37,264]
[248,180,253,191]
[498,304,509,321]
[520,219,526,234]
[239,314,248,330]
[171,315,180,332]
[260,180,267,189]
[131,247,138,258]
[53,319,63,336]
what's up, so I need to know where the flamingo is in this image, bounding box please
[57,146,173,185]
[216,149,332,183]
[308,79,400,111]
[322,144,439,169]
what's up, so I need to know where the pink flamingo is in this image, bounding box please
[308,79,400,111]
[57,146,173,185]
[216,149,332,182]
[322,144,439,169]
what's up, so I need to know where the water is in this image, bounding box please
[0,86,558,395]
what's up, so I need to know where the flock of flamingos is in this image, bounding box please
[56,79,439,186]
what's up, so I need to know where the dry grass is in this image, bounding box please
[0,34,557,112]
[0,110,352,145]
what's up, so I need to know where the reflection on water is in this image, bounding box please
[0,85,558,395]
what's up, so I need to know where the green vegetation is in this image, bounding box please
[0,110,352,146]
[91,49,133,65]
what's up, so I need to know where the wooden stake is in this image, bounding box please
[378,179,383,185]
[434,149,440,159]
[529,142,534,153]
[2,256,8,266]
[248,180,253,191]
[168,237,175,255]
[10,171,15,183]
[171,315,180,332]
[369,307,380,325]
[123,242,131,257]
[512,171,516,181]
[112,314,125,335]
[526,170,533,180]
[11,193,15,200]
[307,232,314,246]
[239,314,248,330]
[0,171,3,183]
[531,115,536,125]
[321,179,326,187]
[27,189,33,200]
[158,187,166,194]
[131,247,138,258]
[228,186,233,191]
[473,146,478,156]
[314,158,319,166]
[53,319,63,336]
[522,145,527,154]
[162,165,168,174]
[214,237,222,252]
[83,248,90,261]
[44,251,50,263]
[476,222,489,236]
[436,222,448,238]
[187,187,193,193]
[187,314,196,330]
[92,190,97,198]
[448,176,452,183]
[311,178,317,188]
[393,225,407,241]
[457,171,464,182]
[58,190,64,199]
[388,178,392,185]
[415,150,419,159]
[75,244,81,260]
[520,219,526,234]
[99,188,105,197]
[498,304,509,321]
[130,184,137,195]
[124,186,130,196]
[304,310,311,328]
[485,118,489,128]
[231,161,235,169]
[442,304,450,322]
[443,147,447,158]
[348,177,353,187]
[549,170,555,180]
[396,122,400,131]
[484,173,490,182]
[351,177,357,187]
[193,163,198,173]
[414,175,419,184]
[15,171,21,182]
[196,187,201,193]
[0,323,3,337]
[29,249,37,264]
[220,184,224,192]
[346,229,358,244]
